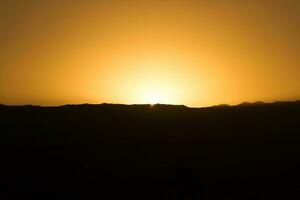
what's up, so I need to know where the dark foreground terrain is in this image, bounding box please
[0,101,300,199]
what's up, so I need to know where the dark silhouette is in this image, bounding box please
[174,165,203,199]
[0,101,300,199]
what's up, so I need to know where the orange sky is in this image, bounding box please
[0,0,299,107]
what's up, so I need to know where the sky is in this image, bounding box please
[0,0,299,107]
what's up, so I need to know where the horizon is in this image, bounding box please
[1,99,300,109]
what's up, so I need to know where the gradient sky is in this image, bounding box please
[0,0,299,107]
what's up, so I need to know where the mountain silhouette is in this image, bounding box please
[0,101,300,199]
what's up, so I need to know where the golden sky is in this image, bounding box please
[0,0,299,107]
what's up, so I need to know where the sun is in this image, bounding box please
[138,84,176,105]
[144,90,164,105]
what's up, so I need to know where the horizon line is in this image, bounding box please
[1,100,300,109]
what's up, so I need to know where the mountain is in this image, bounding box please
[0,101,300,199]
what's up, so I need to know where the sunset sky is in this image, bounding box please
[0,0,299,107]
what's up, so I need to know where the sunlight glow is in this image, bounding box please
[138,83,178,105]
[109,57,191,106]
[143,88,167,105]
[0,1,299,107]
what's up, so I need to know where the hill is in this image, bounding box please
[0,101,300,199]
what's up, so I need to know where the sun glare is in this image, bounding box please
[111,58,190,106]
[144,90,163,105]
[139,85,176,105]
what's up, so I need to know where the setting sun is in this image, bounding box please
[139,85,175,105]
[100,56,193,106]
[143,88,164,105]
